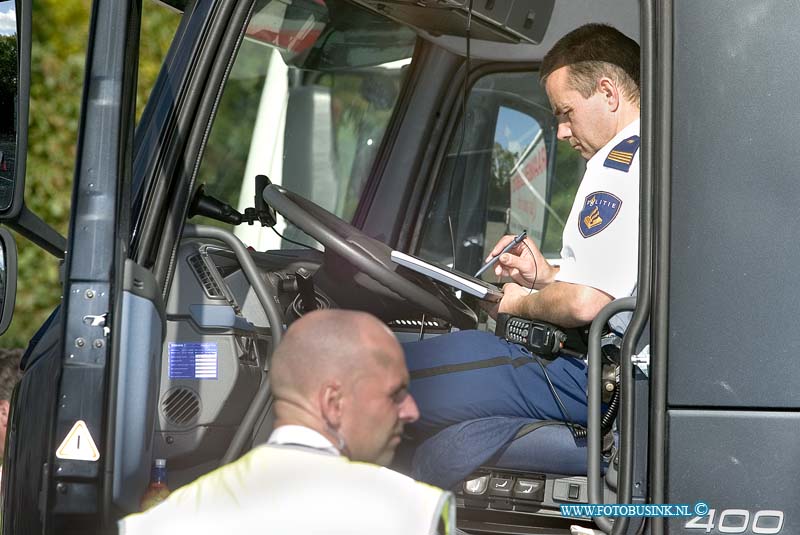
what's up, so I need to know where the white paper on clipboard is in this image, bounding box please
[390,251,504,302]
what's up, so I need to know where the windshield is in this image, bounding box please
[195,0,417,250]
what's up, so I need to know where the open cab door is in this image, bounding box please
[2,0,142,532]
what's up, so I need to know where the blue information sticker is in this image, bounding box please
[168,342,219,380]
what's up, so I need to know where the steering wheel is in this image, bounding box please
[263,185,477,329]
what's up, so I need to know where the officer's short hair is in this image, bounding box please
[541,23,640,105]
[0,348,22,400]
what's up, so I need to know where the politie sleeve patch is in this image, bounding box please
[603,135,640,172]
[579,192,623,238]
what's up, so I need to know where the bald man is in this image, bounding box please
[268,309,419,465]
[120,310,456,535]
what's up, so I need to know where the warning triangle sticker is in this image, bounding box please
[56,420,100,461]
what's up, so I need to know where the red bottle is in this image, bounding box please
[140,458,170,511]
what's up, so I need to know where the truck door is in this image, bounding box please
[654,1,800,533]
[40,1,139,532]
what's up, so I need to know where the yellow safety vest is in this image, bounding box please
[119,444,455,535]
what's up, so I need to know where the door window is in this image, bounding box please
[416,70,585,278]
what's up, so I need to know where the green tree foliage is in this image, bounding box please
[1,1,179,348]
[196,39,268,209]
[488,142,514,210]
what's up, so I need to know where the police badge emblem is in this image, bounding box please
[579,191,622,238]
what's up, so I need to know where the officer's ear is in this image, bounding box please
[320,381,344,429]
[597,77,619,112]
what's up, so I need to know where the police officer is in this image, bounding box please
[120,310,455,535]
[405,24,641,436]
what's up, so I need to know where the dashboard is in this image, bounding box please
[153,239,330,484]
[152,237,456,486]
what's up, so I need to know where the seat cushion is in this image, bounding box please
[491,420,588,475]
[410,416,588,490]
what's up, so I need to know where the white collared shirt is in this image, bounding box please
[267,425,341,456]
[556,120,640,300]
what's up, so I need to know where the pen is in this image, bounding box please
[474,230,527,278]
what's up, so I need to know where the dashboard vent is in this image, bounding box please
[188,254,224,299]
[161,387,201,427]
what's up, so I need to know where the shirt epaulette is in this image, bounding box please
[603,135,640,172]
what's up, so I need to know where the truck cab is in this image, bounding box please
[0,0,796,533]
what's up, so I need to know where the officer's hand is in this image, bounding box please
[481,282,533,319]
[486,235,555,288]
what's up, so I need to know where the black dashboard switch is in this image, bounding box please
[463,475,489,495]
[488,476,513,496]
[568,483,580,500]
[513,478,544,501]
[489,497,513,510]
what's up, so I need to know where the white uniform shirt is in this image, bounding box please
[555,119,640,331]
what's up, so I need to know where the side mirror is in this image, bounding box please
[0,0,31,220]
[0,227,17,335]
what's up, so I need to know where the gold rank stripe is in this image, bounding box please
[608,155,633,163]
[607,157,632,165]
[607,154,633,164]
[608,150,634,162]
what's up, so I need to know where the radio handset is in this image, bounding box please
[494,313,572,359]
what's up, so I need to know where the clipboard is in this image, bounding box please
[390,250,504,302]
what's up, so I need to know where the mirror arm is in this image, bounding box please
[188,184,243,225]
[7,204,66,258]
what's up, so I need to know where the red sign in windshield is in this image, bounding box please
[245,0,327,54]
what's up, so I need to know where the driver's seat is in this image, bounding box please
[391,415,604,535]
[404,363,646,532]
